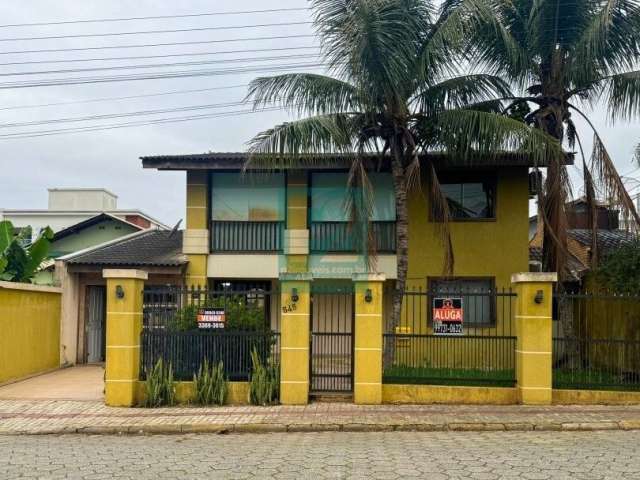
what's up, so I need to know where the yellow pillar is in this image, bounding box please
[353,273,385,404]
[103,269,147,407]
[185,170,209,288]
[279,276,311,405]
[511,272,557,405]
[285,170,308,274]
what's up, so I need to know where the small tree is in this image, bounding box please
[0,220,53,283]
[596,240,640,294]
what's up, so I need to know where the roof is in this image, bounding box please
[51,213,143,242]
[48,187,118,198]
[141,151,574,171]
[0,208,170,230]
[568,229,636,253]
[65,229,186,267]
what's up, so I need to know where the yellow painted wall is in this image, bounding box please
[0,283,61,384]
[382,384,517,405]
[406,167,529,288]
[136,381,249,405]
[553,388,640,405]
[386,168,529,372]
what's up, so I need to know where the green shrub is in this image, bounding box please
[248,348,279,405]
[170,295,269,332]
[143,359,176,407]
[193,359,228,406]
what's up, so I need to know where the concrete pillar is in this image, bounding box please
[353,273,385,404]
[279,275,311,405]
[103,269,148,407]
[285,171,309,274]
[511,272,557,405]
[185,170,209,288]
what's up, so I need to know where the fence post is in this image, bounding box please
[511,272,557,405]
[353,273,385,404]
[279,274,311,405]
[103,269,148,407]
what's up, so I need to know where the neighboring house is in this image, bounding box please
[141,152,549,299]
[0,188,168,242]
[55,229,186,365]
[529,197,636,285]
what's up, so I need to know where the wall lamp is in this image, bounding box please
[534,289,544,304]
[291,288,299,303]
[115,285,125,299]
[364,288,373,303]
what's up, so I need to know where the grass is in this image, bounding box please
[383,365,516,388]
[553,369,640,391]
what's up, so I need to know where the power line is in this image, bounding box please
[0,100,251,128]
[0,34,316,55]
[0,106,291,140]
[0,7,310,28]
[0,62,327,90]
[0,45,319,66]
[0,62,326,89]
[0,53,322,77]
[0,84,249,111]
[0,21,314,42]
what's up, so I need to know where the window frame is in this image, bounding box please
[427,276,497,328]
[431,171,497,222]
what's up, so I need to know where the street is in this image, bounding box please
[1,430,640,479]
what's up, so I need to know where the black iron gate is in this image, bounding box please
[310,287,354,393]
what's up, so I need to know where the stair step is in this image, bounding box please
[310,393,353,403]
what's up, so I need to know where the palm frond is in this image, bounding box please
[427,163,454,275]
[245,114,357,169]
[311,0,428,98]
[246,73,360,116]
[429,108,564,167]
[599,69,640,121]
[412,74,512,115]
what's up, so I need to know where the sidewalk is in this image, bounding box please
[2,399,640,435]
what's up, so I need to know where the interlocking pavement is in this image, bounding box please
[2,430,640,479]
[3,399,640,435]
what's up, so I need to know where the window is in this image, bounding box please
[438,173,496,220]
[429,277,495,327]
[310,172,395,222]
[211,172,285,221]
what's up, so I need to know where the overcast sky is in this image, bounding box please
[0,1,638,226]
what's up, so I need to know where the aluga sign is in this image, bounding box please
[432,297,463,335]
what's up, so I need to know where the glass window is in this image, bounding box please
[430,278,495,326]
[310,172,395,222]
[439,174,495,219]
[211,173,285,221]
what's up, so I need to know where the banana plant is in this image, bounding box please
[0,220,53,283]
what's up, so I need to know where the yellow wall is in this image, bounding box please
[383,384,517,404]
[0,282,61,384]
[407,167,529,288]
[136,381,249,405]
[387,168,529,370]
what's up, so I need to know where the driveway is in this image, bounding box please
[0,365,104,401]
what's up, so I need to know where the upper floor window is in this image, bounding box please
[211,172,285,222]
[310,172,396,222]
[439,173,496,220]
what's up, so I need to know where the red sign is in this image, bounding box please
[433,297,463,335]
[197,308,225,329]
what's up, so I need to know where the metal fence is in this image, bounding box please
[210,221,284,252]
[309,221,396,253]
[382,287,517,387]
[553,292,640,391]
[141,286,280,381]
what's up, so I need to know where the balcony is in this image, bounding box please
[210,221,284,252]
[310,221,396,253]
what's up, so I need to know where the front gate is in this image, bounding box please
[310,288,354,393]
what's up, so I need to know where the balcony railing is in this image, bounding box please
[310,221,396,253]
[211,221,284,252]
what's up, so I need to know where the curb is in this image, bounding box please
[3,420,640,435]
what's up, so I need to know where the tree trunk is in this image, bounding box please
[383,143,409,369]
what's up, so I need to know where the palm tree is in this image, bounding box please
[245,0,561,347]
[448,0,640,273]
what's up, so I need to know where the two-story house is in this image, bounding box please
[141,152,538,293]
